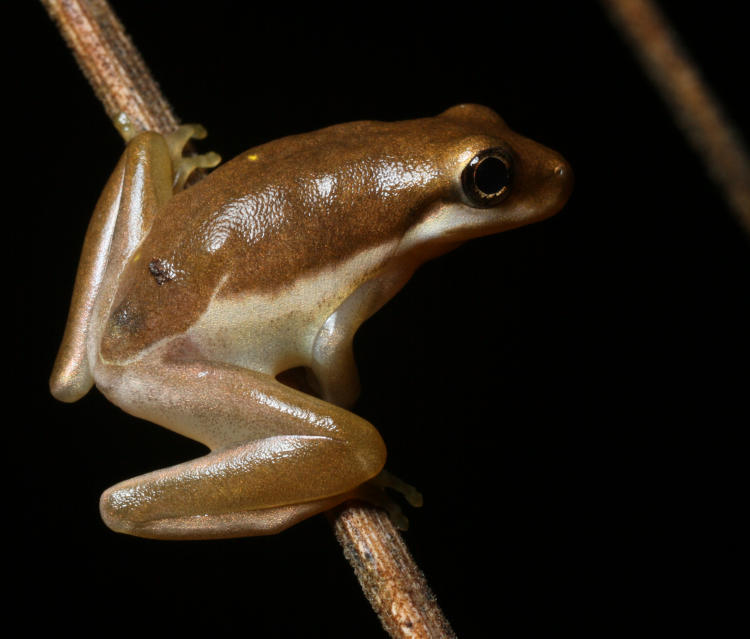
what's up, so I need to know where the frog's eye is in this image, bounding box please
[461,147,513,207]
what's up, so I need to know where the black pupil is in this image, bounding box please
[475,156,509,196]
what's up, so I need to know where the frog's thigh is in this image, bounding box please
[50,132,173,403]
[97,352,386,539]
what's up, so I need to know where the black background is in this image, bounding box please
[12,2,748,636]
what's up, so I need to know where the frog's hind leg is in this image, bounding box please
[95,347,387,539]
[50,132,176,403]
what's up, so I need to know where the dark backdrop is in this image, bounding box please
[12,2,747,635]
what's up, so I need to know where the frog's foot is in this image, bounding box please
[354,469,423,531]
[164,123,222,190]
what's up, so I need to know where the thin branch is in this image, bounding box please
[41,0,177,134]
[330,504,457,639]
[601,0,750,236]
[40,1,455,637]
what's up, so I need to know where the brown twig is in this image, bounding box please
[40,1,455,637]
[40,0,177,134]
[330,504,457,638]
[601,0,750,236]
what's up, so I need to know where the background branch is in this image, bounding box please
[40,1,455,637]
[601,0,750,236]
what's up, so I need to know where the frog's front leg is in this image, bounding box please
[311,265,414,407]
[95,343,386,539]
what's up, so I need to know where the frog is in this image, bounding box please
[50,104,573,540]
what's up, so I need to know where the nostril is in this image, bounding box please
[549,158,574,207]
[553,161,574,190]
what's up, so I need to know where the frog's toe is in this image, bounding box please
[173,151,221,189]
[162,124,222,189]
[113,112,138,142]
[187,123,208,140]
[353,482,411,530]
[389,505,410,531]
[353,469,422,530]
[371,468,423,508]
[165,123,209,156]
[403,484,423,508]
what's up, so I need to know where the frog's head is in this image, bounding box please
[400,103,573,254]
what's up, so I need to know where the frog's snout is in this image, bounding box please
[548,154,574,211]
[554,160,571,181]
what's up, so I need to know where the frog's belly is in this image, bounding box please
[184,241,398,374]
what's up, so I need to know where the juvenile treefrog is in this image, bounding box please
[50,104,573,539]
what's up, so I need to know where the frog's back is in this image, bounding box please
[99,115,499,363]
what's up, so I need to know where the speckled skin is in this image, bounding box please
[50,104,573,539]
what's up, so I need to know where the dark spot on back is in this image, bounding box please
[148,258,175,285]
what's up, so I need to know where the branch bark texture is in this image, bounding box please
[331,504,457,639]
[41,0,177,134]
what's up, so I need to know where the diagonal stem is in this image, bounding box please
[41,0,177,133]
[40,1,455,637]
[601,0,750,236]
[330,505,457,638]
